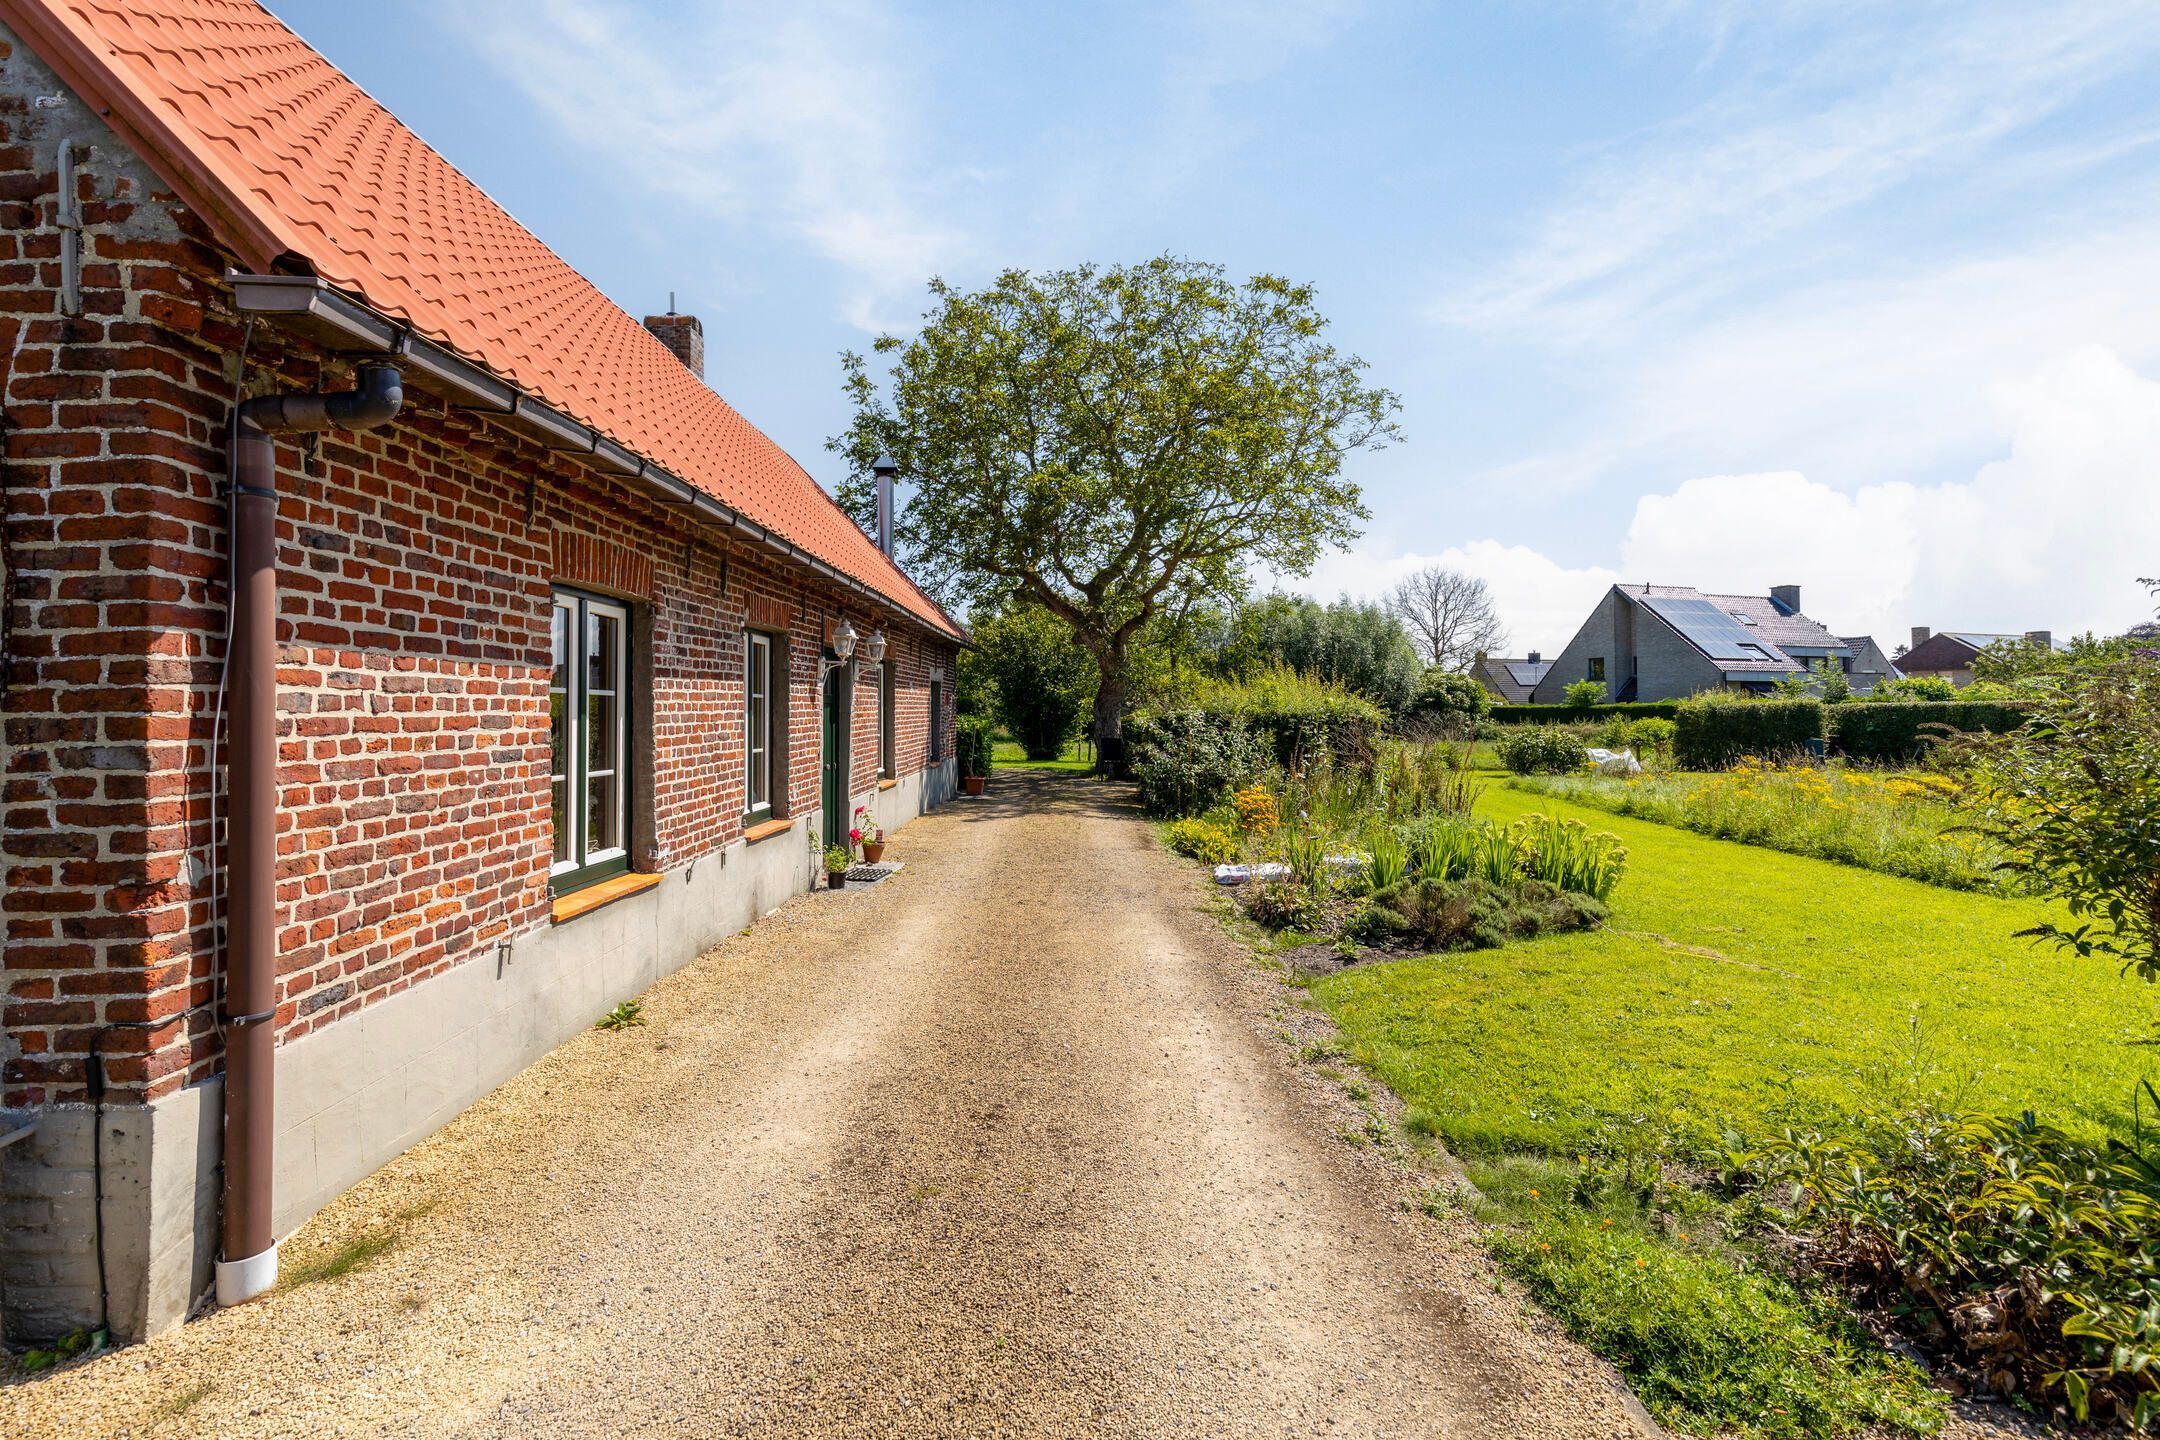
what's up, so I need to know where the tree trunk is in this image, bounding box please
[1092,661,1128,778]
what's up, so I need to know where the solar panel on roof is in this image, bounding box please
[1639,595,1780,662]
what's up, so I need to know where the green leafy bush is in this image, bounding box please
[1165,818,1238,865]
[1495,724,1588,774]
[1673,697,1824,769]
[1352,875,1605,952]
[1957,658,2160,980]
[1757,1100,2160,1429]
[1871,675,1960,701]
[1125,709,1267,816]
[1196,666,1386,771]
[1829,701,2030,765]
[955,714,997,779]
[971,601,1097,759]
[1494,1215,1941,1438]
[1563,678,1606,711]
[1242,878,1322,931]
[1404,667,1489,736]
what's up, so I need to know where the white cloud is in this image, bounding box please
[1441,1,2160,344]
[430,0,966,329]
[1316,347,2160,651]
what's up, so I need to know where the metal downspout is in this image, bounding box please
[217,364,403,1307]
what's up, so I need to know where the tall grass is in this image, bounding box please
[1510,761,2010,892]
[1394,811,1626,901]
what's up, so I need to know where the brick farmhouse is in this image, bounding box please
[0,0,963,1342]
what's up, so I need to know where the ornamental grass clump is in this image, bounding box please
[1513,813,1628,903]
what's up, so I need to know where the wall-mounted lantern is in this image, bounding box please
[860,628,887,667]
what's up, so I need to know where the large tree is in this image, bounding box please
[830,257,1400,769]
[1386,565,1506,671]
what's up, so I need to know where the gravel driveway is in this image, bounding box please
[7,771,1654,1439]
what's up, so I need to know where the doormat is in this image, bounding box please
[841,861,903,884]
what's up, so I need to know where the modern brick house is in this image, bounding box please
[1528,583,1887,702]
[0,0,963,1343]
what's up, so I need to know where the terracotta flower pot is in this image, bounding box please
[862,841,886,864]
[964,774,986,796]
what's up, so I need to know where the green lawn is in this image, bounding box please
[991,736,1096,773]
[1314,786,2158,1159]
[1299,789,2160,1435]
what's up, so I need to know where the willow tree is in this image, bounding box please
[830,257,1400,770]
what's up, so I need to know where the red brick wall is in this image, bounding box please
[0,97,957,1106]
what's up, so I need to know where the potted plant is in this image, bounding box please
[957,714,995,796]
[852,806,886,864]
[824,844,851,889]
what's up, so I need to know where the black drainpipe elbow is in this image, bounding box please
[238,363,404,436]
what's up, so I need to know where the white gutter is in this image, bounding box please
[224,272,951,638]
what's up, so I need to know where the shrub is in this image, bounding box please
[1125,709,1267,817]
[1956,658,2160,981]
[1242,878,1322,932]
[1563,678,1605,711]
[1165,818,1238,865]
[1673,697,1824,769]
[1495,725,1587,775]
[1829,701,2030,765]
[1872,675,1960,701]
[1757,1100,2160,1429]
[1626,716,1676,761]
[1404,668,1489,736]
[971,601,1097,759]
[1231,784,1278,836]
[955,714,997,778]
[1353,875,1605,952]
[1198,666,1387,772]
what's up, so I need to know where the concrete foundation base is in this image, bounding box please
[0,761,953,1343]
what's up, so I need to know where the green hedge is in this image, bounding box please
[1490,701,1682,725]
[1673,698,1825,769]
[1196,667,1387,771]
[1830,701,2031,764]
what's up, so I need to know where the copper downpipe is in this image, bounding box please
[217,364,402,1306]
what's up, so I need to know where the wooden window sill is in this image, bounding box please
[743,817,793,845]
[551,870,661,925]
[878,778,898,791]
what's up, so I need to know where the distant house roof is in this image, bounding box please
[1475,656,1551,703]
[7,0,963,640]
[1622,585,1847,674]
[1901,630,2061,672]
[1838,637,1898,674]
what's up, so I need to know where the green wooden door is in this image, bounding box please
[822,666,845,851]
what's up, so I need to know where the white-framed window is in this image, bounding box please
[879,660,896,779]
[746,630,776,818]
[551,587,631,892]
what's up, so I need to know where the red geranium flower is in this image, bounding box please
[849,828,862,842]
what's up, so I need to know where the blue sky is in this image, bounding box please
[284,0,2160,650]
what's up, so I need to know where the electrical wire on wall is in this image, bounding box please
[82,316,257,1335]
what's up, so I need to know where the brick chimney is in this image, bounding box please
[1527,650,1541,664]
[2024,629,2052,650]
[1910,626,1932,651]
[1770,584,1801,614]
[643,305,704,381]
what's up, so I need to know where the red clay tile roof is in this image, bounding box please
[5,0,961,639]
